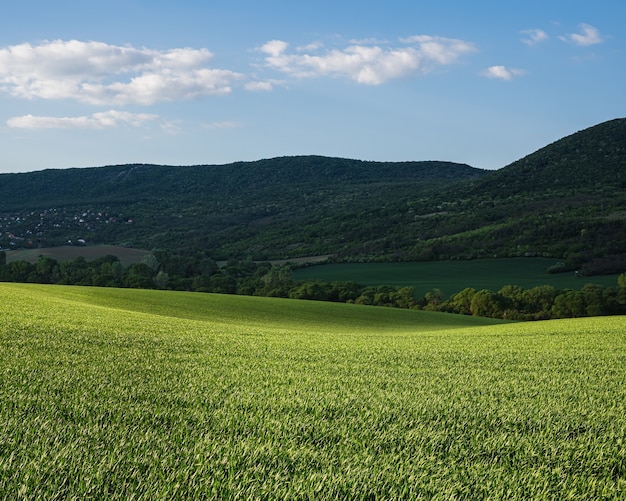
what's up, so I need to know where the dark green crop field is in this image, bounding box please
[1,283,625,499]
[293,258,620,297]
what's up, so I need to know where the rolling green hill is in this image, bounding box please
[1,283,625,498]
[0,119,624,266]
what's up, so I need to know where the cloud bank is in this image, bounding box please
[258,35,476,85]
[1,27,604,133]
[0,40,243,106]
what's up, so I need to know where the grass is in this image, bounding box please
[0,283,625,499]
[293,258,621,297]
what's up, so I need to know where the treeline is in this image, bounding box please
[432,282,626,320]
[1,251,625,320]
[0,252,417,307]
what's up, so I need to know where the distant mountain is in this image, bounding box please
[0,156,484,211]
[0,119,624,269]
[0,157,484,259]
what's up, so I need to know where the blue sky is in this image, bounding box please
[0,0,623,173]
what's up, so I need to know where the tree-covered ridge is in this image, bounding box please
[0,157,485,257]
[400,118,626,264]
[0,119,625,264]
[478,118,626,195]
[0,156,483,211]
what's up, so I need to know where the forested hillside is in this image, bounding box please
[406,118,626,269]
[0,119,625,268]
[0,157,484,259]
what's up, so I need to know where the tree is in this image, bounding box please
[470,289,504,318]
[123,263,155,289]
[424,288,443,311]
[5,260,34,282]
[581,284,607,316]
[141,253,160,272]
[261,266,293,289]
[498,285,525,312]
[289,281,330,301]
[328,281,363,303]
[355,287,376,305]
[253,265,293,297]
[91,257,123,287]
[450,288,477,315]
[206,274,237,294]
[392,287,417,309]
[34,256,59,283]
[154,271,170,289]
[618,273,626,305]
[58,257,90,285]
[373,285,397,307]
[552,290,585,318]
[523,285,557,318]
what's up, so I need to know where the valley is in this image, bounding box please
[1,119,625,498]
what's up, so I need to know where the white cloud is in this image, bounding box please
[521,29,549,46]
[258,35,476,85]
[296,42,324,52]
[559,24,603,46]
[0,40,244,106]
[7,110,163,129]
[244,81,273,91]
[482,65,526,81]
[259,40,290,58]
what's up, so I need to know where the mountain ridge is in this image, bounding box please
[470,118,626,196]
[1,118,625,265]
[0,157,484,210]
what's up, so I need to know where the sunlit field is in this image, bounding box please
[1,283,624,499]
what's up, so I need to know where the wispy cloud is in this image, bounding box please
[559,24,603,46]
[7,110,166,129]
[0,40,244,106]
[244,81,274,91]
[201,120,241,130]
[521,29,549,46]
[482,65,526,81]
[258,35,476,85]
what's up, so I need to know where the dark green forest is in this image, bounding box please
[1,118,625,277]
[0,157,486,260]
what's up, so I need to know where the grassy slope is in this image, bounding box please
[293,258,621,297]
[1,283,625,498]
[48,283,502,332]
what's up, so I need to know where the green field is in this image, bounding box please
[293,258,621,297]
[1,283,625,498]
